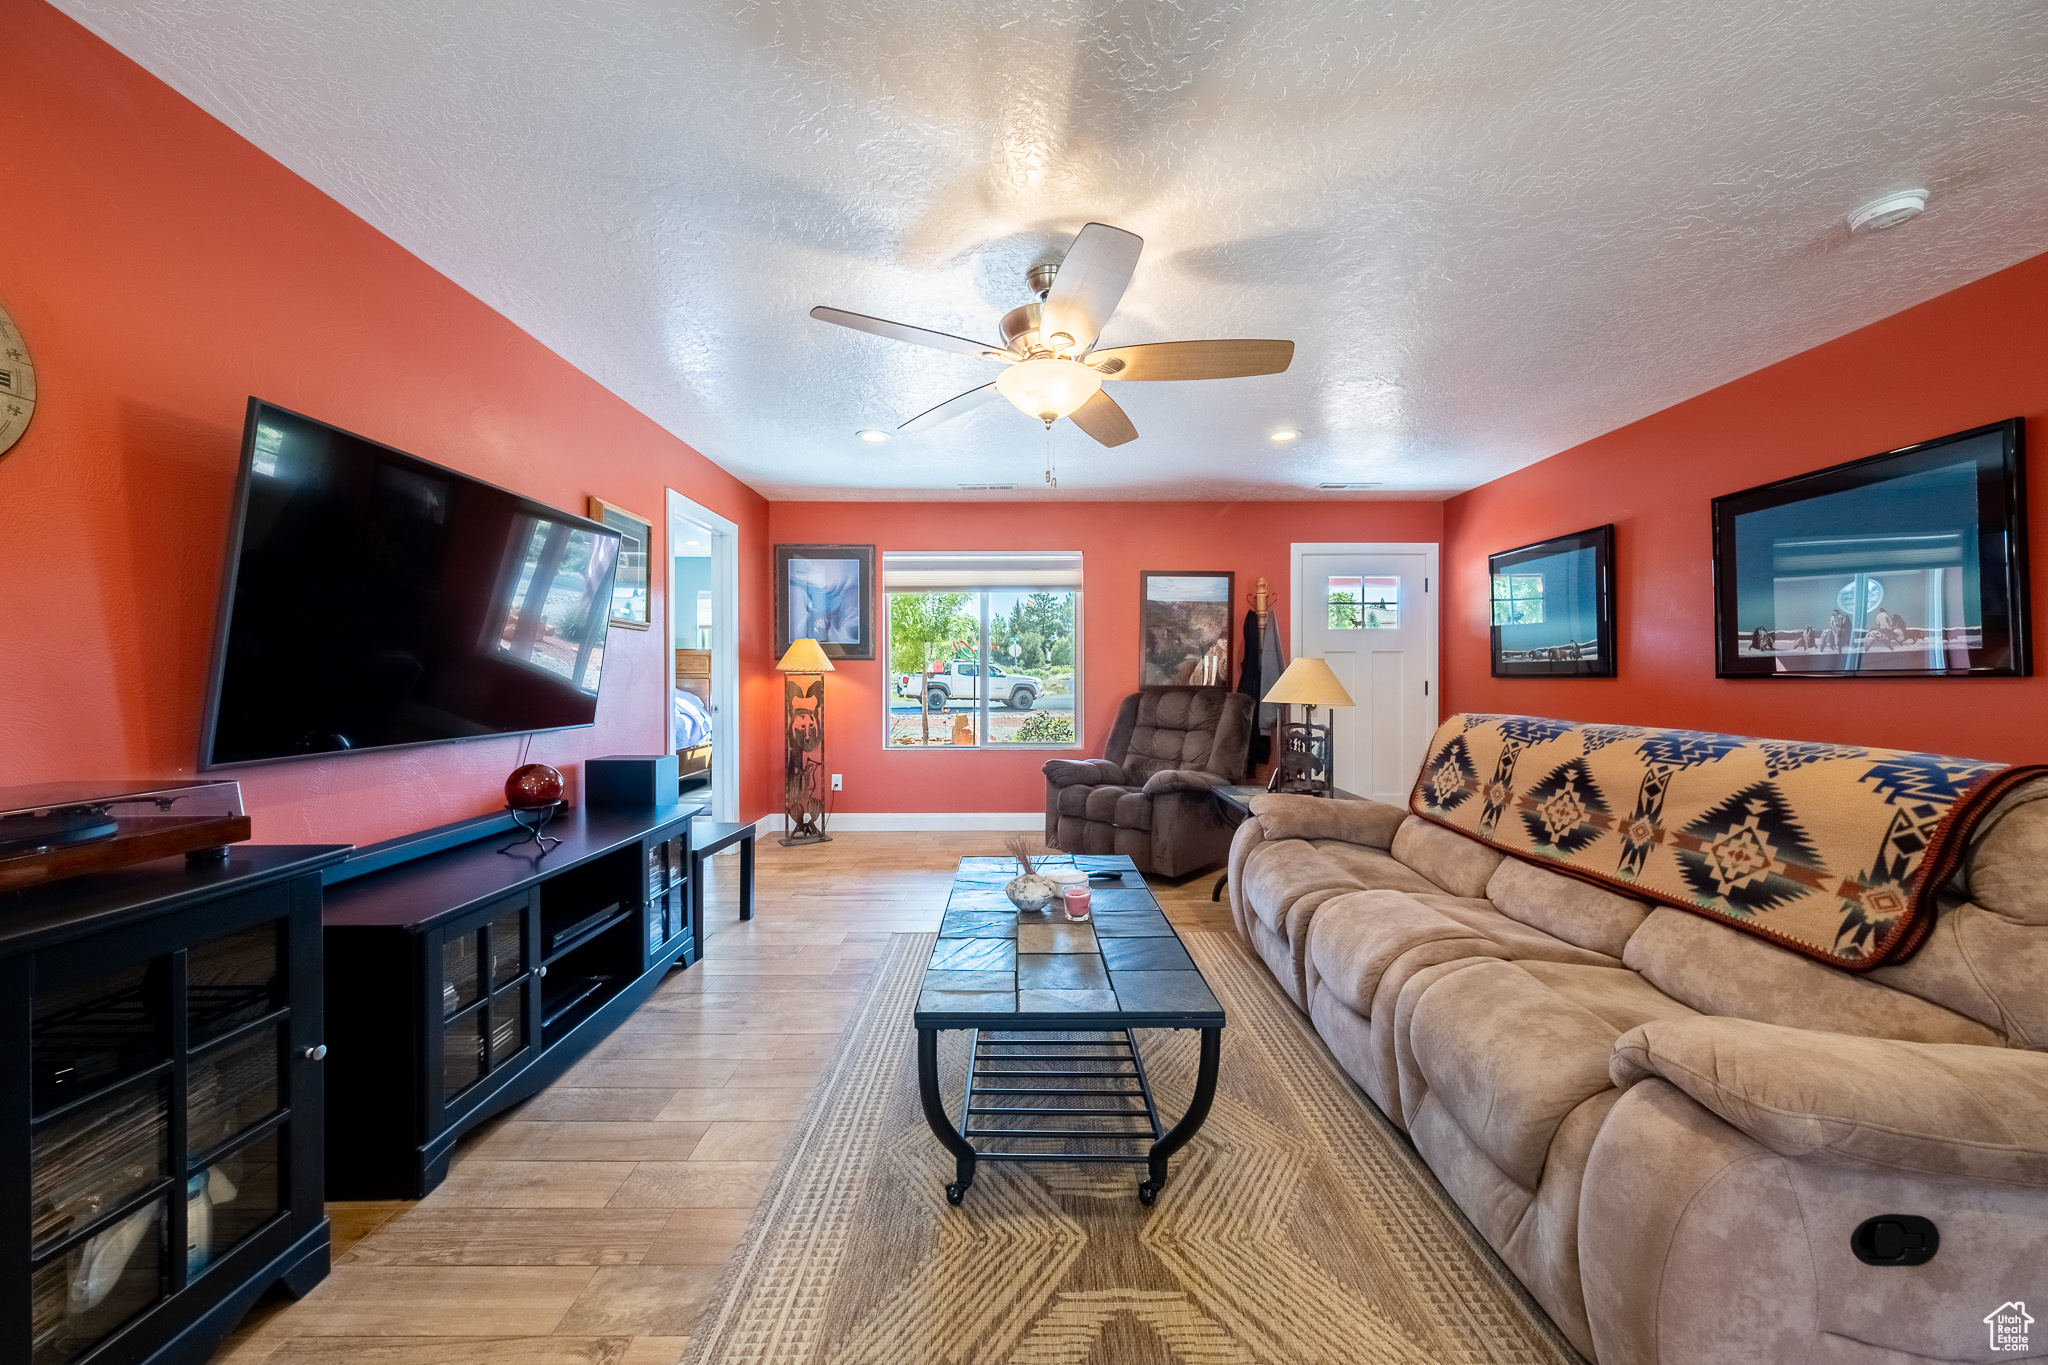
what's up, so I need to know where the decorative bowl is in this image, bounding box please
[1005,873,1059,913]
[505,763,565,810]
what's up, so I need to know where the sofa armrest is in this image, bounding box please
[1247,793,1407,849]
[1140,768,1227,797]
[1045,758,1124,788]
[1610,1016,2048,1186]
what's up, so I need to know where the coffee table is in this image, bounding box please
[913,854,1225,1206]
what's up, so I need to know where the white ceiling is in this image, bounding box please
[57,0,2048,500]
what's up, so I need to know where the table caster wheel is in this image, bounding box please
[1138,1180,1159,1206]
[946,1183,966,1205]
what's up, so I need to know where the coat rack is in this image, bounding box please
[1248,576,1273,625]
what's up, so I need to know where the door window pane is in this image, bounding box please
[1329,576,1399,629]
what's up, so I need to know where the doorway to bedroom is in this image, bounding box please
[668,489,739,823]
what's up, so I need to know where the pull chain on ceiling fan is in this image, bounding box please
[810,222,1294,449]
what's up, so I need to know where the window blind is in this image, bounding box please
[882,552,1082,592]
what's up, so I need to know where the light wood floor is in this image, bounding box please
[213,832,1235,1364]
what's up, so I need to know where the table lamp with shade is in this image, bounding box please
[1262,656,1355,796]
[777,638,834,846]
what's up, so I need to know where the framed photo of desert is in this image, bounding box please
[1139,571,1234,687]
[1489,525,1615,677]
[589,496,653,630]
[1712,419,2029,679]
[775,544,875,660]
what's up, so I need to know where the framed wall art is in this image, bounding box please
[1712,420,2028,679]
[589,497,653,629]
[775,544,875,660]
[1489,525,1616,677]
[1139,571,1234,686]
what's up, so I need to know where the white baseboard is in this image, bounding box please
[774,812,1043,833]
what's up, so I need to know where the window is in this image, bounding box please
[1491,573,1545,625]
[884,553,1082,748]
[1328,575,1400,629]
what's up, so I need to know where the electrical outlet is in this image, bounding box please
[830,773,843,791]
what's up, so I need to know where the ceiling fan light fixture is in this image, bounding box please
[995,356,1102,425]
[856,428,889,443]
[1270,429,1299,442]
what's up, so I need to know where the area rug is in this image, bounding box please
[682,931,1582,1365]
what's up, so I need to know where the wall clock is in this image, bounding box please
[0,299,37,458]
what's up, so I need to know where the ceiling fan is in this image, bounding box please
[809,222,1293,448]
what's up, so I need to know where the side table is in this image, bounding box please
[690,821,758,923]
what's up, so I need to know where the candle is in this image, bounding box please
[1062,886,1091,920]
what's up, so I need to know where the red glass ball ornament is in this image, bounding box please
[505,763,564,810]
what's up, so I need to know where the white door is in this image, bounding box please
[1293,545,1438,807]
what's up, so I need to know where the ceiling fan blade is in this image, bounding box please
[1067,389,1138,447]
[898,382,1001,432]
[809,306,1009,360]
[1089,339,1294,381]
[1039,223,1143,354]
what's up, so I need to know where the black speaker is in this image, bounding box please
[585,754,680,808]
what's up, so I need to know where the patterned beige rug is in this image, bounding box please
[683,931,1581,1365]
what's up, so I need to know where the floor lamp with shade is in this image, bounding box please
[1263,656,1354,795]
[777,638,834,845]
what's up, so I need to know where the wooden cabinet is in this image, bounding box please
[321,804,702,1199]
[0,847,345,1365]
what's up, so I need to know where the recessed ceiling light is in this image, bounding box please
[857,428,888,443]
[1848,190,1927,234]
[1270,429,1299,443]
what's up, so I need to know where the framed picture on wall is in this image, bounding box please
[1489,525,1616,677]
[1139,571,1234,686]
[775,544,875,660]
[1711,420,2029,679]
[589,496,653,630]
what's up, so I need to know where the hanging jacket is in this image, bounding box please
[1237,609,1269,765]
[1258,614,1286,731]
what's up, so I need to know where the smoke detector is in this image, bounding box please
[1848,190,1927,234]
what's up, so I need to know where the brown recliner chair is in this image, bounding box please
[1043,685,1254,877]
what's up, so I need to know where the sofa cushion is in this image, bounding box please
[1121,686,1248,784]
[1417,895,1622,970]
[1082,785,1133,824]
[1872,898,2048,1048]
[1310,841,1445,897]
[1624,908,2002,1046]
[1486,856,1648,958]
[1965,777,2048,924]
[1055,784,1093,817]
[1307,890,1505,1017]
[1391,818,1504,898]
[1407,959,1631,1189]
[1239,840,1361,937]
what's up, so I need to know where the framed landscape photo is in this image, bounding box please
[1139,571,1234,686]
[1490,525,1616,677]
[775,544,875,660]
[589,496,653,630]
[1712,420,2029,679]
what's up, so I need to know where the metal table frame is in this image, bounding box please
[916,1023,1221,1205]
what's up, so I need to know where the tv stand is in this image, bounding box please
[320,800,705,1198]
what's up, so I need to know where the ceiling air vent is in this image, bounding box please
[957,483,1017,491]
[1317,482,1383,491]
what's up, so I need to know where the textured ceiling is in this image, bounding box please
[55,0,2048,500]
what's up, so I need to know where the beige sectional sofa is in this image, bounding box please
[1229,783,2048,1363]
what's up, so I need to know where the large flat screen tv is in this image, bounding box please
[201,399,622,767]
[1711,419,2028,678]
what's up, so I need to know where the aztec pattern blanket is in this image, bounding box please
[1410,714,2041,970]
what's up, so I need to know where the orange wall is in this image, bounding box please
[0,1,775,844]
[765,499,1442,812]
[1441,249,2048,763]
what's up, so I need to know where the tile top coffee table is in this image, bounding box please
[913,854,1225,1205]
